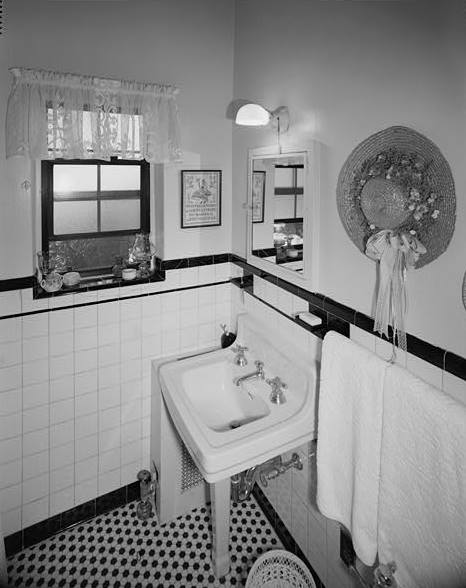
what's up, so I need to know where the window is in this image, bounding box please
[274,164,304,222]
[41,158,150,274]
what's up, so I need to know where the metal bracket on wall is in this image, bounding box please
[340,528,398,587]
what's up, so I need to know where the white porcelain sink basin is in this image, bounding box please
[181,359,270,432]
[159,316,317,483]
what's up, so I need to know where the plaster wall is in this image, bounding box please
[232,0,466,357]
[0,0,235,277]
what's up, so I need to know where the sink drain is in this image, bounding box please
[229,421,242,429]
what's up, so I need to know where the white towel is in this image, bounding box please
[316,331,388,566]
[378,365,466,588]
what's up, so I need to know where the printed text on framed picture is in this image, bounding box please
[181,170,222,228]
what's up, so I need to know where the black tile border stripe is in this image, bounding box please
[0,279,232,321]
[231,255,466,383]
[0,276,34,292]
[253,485,325,588]
[445,351,466,381]
[5,481,139,557]
[0,253,232,294]
[231,277,349,340]
[1,253,464,382]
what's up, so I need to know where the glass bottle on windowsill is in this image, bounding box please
[112,256,126,279]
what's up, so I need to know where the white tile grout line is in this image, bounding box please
[18,314,24,534]
[97,300,104,498]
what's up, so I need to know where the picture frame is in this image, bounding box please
[252,171,265,223]
[181,170,222,228]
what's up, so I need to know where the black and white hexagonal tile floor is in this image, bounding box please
[7,496,283,587]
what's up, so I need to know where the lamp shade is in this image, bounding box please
[235,103,271,126]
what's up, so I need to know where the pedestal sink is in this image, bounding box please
[158,313,317,577]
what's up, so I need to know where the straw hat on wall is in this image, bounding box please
[337,125,456,269]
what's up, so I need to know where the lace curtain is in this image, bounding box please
[6,67,182,163]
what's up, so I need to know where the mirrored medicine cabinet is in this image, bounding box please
[246,144,320,291]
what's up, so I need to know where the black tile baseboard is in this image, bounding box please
[5,481,139,558]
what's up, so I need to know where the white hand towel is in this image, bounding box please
[378,365,466,588]
[316,331,388,566]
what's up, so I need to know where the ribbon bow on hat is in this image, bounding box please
[366,230,426,344]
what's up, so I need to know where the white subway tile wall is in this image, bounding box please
[246,280,349,587]
[350,324,446,388]
[2,262,459,587]
[0,264,237,536]
[250,276,464,588]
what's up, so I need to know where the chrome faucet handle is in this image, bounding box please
[266,377,288,405]
[231,345,248,366]
[266,376,287,390]
[254,360,265,377]
[232,344,248,353]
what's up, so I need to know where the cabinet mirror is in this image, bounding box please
[246,145,320,289]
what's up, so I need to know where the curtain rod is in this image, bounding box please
[9,66,179,95]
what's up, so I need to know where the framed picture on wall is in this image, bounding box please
[181,170,222,228]
[252,171,265,223]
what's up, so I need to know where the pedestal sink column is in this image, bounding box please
[210,478,231,577]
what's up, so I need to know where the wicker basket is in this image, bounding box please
[246,550,317,588]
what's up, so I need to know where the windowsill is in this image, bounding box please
[33,269,166,299]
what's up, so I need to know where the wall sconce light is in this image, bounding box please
[235,103,289,132]
[235,102,289,153]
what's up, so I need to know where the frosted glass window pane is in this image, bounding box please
[274,168,293,187]
[275,195,295,219]
[54,165,97,196]
[101,166,140,191]
[296,195,304,217]
[54,201,97,234]
[101,200,140,231]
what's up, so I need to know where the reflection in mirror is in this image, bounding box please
[251,154,305,273]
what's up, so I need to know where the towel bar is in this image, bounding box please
[340,527,397,587]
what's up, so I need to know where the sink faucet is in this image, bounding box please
[266,376,288,404]
[235,360,265,386]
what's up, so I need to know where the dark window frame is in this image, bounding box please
[41,157,150,255]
